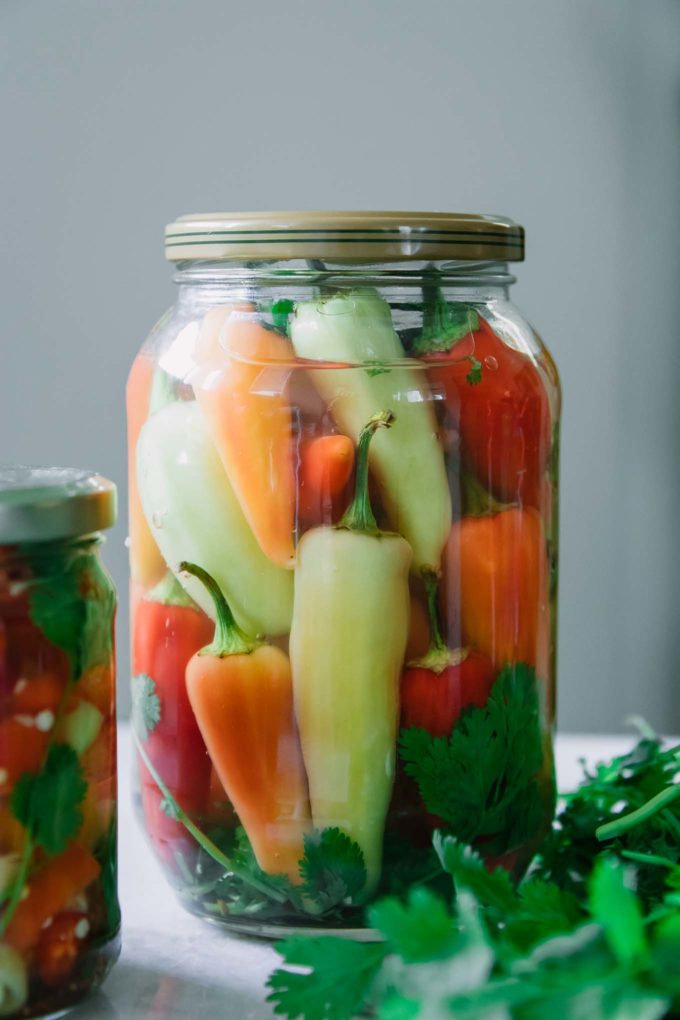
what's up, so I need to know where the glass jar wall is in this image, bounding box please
[0,469,119,1016]
[129,213,560,935]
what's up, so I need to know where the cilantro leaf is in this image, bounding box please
[131,673,161,741]
[369,887,458,962]
[11,743,87,854]
[378,832,450,900]
[364,361,391,378]
[267,937,386,1020]
[271,299,296,336]
[399,663,549,853]
[28,551,115,682]
[588,856,647,966]
[299,828,366,911]
[260,299,297,338]
[434,835,515,916]
[507,878,584,949]
[28,563,84,678]
[79,555,116,675]
[465,355,483,385]
[535,731,680,906]
[266,730,680,1020]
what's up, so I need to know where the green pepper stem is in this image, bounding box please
[461,469,513,517]
[132,729,287,903]
[596,784,680,842]
[410,283,479,357]
[422,568,446,655]
[338,411,394,534]
[179,562,258,657]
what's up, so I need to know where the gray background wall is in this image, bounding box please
[1,0,679,733]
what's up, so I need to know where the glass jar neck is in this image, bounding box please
[173,258,515,308]
[0,533,103,570]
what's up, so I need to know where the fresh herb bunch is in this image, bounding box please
[268,728,680,1020]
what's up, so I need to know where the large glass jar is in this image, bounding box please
[129,212,560,935]
[0,468,119,1016]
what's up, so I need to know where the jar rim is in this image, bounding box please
[165,211,525,264]
[0,466,117,543]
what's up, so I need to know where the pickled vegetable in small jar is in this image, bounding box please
[0,468,119,1016]
[129,212,560,936]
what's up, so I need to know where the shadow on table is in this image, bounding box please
[85,957,273,1020]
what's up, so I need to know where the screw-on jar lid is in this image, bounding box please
[0,467,117,544]
[165,211,524,263]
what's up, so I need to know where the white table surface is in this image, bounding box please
[66,727,651,1020]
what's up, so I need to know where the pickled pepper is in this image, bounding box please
[290,290,451,571]
[290,411,412,892]
[136,400,294,636]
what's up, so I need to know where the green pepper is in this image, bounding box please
[290,411,412,893]
[136,400,293,636]
[290,289,451,571]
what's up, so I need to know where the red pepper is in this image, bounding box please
[401,570,495,738]
[413,292,552,508]
[0,718,49,796]
[35,911,90,987]
[132,573,214,869]
[440,474,550,678]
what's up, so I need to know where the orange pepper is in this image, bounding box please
[181,562,310,882]
[78,783,114,849]
[441,506,550,677]
[80,717,116,796]
[127,352,166,587]
[77,661,115,716]
[192,308,296,568]
[0,719,49,796]
[5,844,100,953]
[298,434,355,526]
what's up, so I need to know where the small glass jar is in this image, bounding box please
[0,468,119,1016]
[129,212,560,935]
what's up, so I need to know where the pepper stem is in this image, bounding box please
[422,568,446,655]
[338,410,394,534]
[461,469,514,517]
[179,561,258,657]
[407,569,469,674]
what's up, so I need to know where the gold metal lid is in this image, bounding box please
[165,211,524,263]
[0,467,117,544]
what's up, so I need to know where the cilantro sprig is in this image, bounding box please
[268,730,680,1020]
[400,663,552,854]
[28,549,115,682]
[0,743,88,938]
[11,743,87,855]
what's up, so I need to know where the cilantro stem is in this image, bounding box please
[620,850,678,870]
[0,834,34,936]
[132,729,288,904]
[596,784,680,842]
